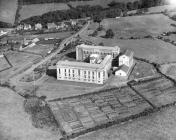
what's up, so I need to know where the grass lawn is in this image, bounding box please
[81,34,176,64]
[24,44,55,56]
[100,14,176,38]
[19,3,69,21]
[6,51,41,68]
[69,0,139,8]
[0,87,61,140]
[0,0,18,24]
[129,60,157,80]
[0,51,41,79]
[36,75,104,100]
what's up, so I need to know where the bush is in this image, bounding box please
[104,29,114,38]
[24,96,58,129]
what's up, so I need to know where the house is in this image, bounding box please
[24,24,32,30]
[0,53,4,58]
[47,22,57,30]
[115,65,131,78]
[16,24,24,30]
[56,22,67,30]
[35,23,42,30]
[119,50,134,67]
[70,20,77,26]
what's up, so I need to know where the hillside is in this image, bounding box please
[0,0,18,24]
[69,0,139,8]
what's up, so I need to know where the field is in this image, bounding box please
[128,4,176,14]
[101,14,176,38]
[130,77,176,107]
[81,35,176,64]
[36,75,103,100]
[160,63,176,80]
[0,0,18,24]
[0,51,41,79]
[69,0,139,8]
[19,3,69,21]
[24,44,55,56]
[0,87,60,140]
[0,57,11,72]
[76,106,176,140]
[49,86,152,136]
[129,60,157,80]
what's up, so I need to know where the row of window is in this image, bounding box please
[58,68,102,79]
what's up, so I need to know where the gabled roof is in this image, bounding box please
[47,23,57,28]
[117,65,130,73]
[123,50,134,58]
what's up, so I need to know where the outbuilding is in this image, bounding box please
[115,65,130,78]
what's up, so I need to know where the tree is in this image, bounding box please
[133,1,140,9]
[127,2,133,10]
[93,14,103,27]
[99,42,104,46]
[105,29,114,38]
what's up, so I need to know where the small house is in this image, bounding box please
[24,24,32,30]
[47,22,57,30]
[115,65,130,78]
[35,23,42,30]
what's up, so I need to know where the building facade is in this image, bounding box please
[119,50,134,67]
[76,44,120,61]
[57,55,112,84]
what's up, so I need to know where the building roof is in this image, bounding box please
[77,44,120,52]
[47,23,57,29]
[123,50,134,58]
[57,55,112,70]
[117,65,130,74]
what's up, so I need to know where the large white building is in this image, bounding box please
[57,55,112,84]
[76,44,120,61]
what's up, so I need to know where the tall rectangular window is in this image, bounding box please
[98,72,100,79]
[78,69,80,76]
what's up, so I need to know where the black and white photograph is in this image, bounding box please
[1,0,176,140]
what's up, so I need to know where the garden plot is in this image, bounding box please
[49,86,152,137]
[131,77,176,107]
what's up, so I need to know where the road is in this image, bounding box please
[9,21,90,87]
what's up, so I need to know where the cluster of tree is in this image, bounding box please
[104,29,114,38]
[0,21,12,28]
[18,0,92,5]
[24,95,58,129]
[21,0,164,25]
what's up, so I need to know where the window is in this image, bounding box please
[92,72,95,79]
[58,69,61,74]
[78,69,80,76]
[98,72,100,79]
